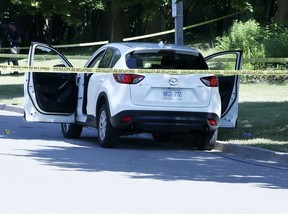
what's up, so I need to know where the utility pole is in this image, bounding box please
[172,0,183,45]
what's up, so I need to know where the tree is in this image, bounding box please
[2,0,104,45]
[1,0,285,45]
[105,0,123,42]
[103,0,166,42]
[246,0,279,24]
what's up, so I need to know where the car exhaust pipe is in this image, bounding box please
[130,123,138,129]
[201,125,209,132]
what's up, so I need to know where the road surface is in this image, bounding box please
[0,110,287,214]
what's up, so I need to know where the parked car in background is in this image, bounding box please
[24,42,242,150]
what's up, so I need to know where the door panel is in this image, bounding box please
[218,76,238,116]
[205,51,242,128]
[24,42,77,123]
[33,72,77,113]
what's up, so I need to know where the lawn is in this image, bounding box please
[0,71,24,106]
[218,83,288,152]
[0,70,287,152]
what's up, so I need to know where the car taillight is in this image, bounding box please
[208,119,217,126]
[113,74,145,84]
[200,76,218,87]
[121,116,133,123]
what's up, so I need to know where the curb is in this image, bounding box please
[1,104,288,167]
[0,103,23,114]
[215,141,288,167]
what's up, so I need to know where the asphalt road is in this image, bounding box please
[0,110,288,214]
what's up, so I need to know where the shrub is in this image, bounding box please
[216,19,288,59]
[216,19,265,59]
[263,23,288,58]
[215,19,288,83]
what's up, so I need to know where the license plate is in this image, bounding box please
[163,89,182,100]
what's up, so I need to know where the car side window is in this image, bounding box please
[98,48,121,68]
[110,49,121,67]
[89,50,105,68]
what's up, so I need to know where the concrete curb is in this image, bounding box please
[1,104,288,167]
[215,141,288,166]
[0,103,23,114]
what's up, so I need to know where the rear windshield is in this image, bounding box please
[126,52,208,70]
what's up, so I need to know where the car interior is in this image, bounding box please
[32,72,77,113]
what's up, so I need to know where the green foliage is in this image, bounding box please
[182,0,252,12]
[263,23,288,58]
[2,0,287,50]
[231,1,253,12]
[9,0,104,26]
[216,19,288,59]
[216,19,288,83]
[218,83,288,153]
[216,19,265,59]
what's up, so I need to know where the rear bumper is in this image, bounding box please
[110,110,219,132]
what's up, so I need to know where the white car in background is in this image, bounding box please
[24,42,242,150]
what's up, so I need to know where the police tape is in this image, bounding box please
[0,53,90,59]
[1,53,288,64]
[0,65,287,76]
[123,12,244,42]
[0,11,244,51]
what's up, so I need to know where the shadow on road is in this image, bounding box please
[1,113,288,190]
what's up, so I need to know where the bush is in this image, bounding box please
[215,19,288,83]
[216,19,288,59]
[216,19,265,59]
[263,23,288,58]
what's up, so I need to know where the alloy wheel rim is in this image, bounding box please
[62,123,70,132]
[99,110,107,141]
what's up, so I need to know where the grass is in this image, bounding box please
[0,69,288,152]
[0,71,24,106]
[218,83,288,153]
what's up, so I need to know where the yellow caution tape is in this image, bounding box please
[0,65,287,75]
[0,53,90,60]
[0,53,27,59]
[0,53,287,65]
[0,11,244,50]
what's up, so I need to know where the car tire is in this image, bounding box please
[97,104,118,148]
[195,129,218,151]
[61,123,83,139]
[152,132,172,142]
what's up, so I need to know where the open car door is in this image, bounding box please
[205,50,243,128]
[24,42,78,123]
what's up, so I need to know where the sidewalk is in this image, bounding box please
[1,103,288,167]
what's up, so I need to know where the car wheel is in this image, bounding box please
[195,129,218,151]
[61,123,83,139]
[97,104,118,148]
[152,132,172,142]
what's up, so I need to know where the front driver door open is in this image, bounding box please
[24,42,78,123]
[205,50,243,128]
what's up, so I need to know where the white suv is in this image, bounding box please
[24,42,242,150]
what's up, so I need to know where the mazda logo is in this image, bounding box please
[169,78,178,86]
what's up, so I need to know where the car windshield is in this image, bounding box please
[126,51,209,70]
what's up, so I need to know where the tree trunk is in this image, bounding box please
[266,0,278,22]
[107,0,124,42]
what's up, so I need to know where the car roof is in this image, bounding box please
[102,42,200,55]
